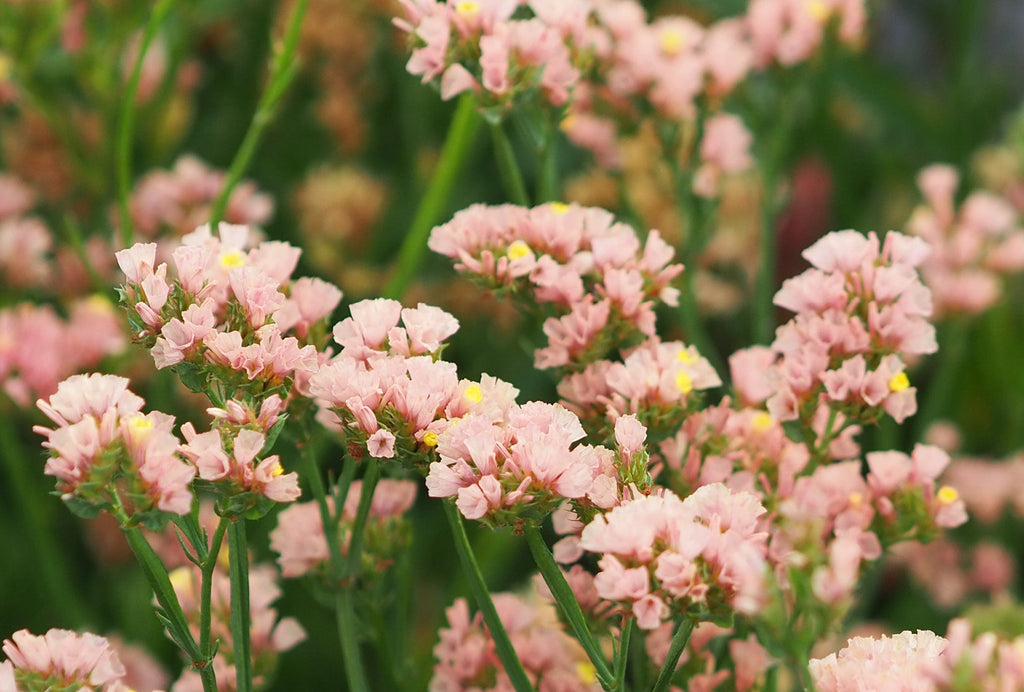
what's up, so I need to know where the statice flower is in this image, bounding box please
[396,0,580,115]
[168,563,305,692]
[765,229,936,427]
[34,373,196,524]
[432,591,602,692]
[429,202,683,371]
[1,628,133,692]
[906,163,1024,317]
[116,223,332,401]
[747,0,866,68]
[269,478,418,578]
[808,630,947,692]
[579,484,769,629]
[426,401,616,525]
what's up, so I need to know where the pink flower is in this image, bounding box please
[809,630,946,692]
[1,629,126,689]
[367,429,397,459]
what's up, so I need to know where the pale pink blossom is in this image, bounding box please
[1,629,126,690]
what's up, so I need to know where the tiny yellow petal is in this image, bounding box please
[506,239,533,261]
[272,463,284,477]
[576,661,597,684]
[676,349,696,364]
[219,250,246,270]
[549,202,570,214]
[806,0,831,22]
[937,486,959,505]
[659,29,684,56]
[751,411,774,433]
[464,384,483,404]
[456,1,479,17]
[169,567,192,593]
[848,492,863,508]
[888,372,910,393]
[676,371,693,394]
[86,293,116,313]
[423,431,439,448]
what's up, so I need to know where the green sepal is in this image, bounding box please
[261,413,289,455]
[132,508,174,531]
[176,362,208,394]
[61,493,104,520]
[216,491,275,520]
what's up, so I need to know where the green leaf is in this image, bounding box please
[176,362,208,394]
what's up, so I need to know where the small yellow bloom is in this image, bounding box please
[272,463,284,477]
[576,661,597,684]
[937,486,959,505]
[676,371,693,394]
[464,383,483,404]
[423,431,439,448]
[86,294,116,314]
[506,239,533,261]
[559,114,576,132]
[219,250,246,270]
[169,567,192,593]
[849,492,863,508]
[659,29,685,56]
[549,202,570,214]
[888,372,910,393]
[126,414,154,443]
[456,1,479,17]
[676,349,696,364]
[751,411,774,433]
[806,0,831,22]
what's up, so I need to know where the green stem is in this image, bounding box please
[651,617,695,692]
[913,319,969,442]
[227,518,253,692]
[335,588,370,692]
[116,0,175,246]
[200,518,229,669]
[0,415,89,627]
[384,94,481,299]
[679,267,726,381]
[536,116,559,203]
[208,0,309,228]
[442,502,535,692]
[343,462,381,579]
[490,121,531,206]
[614,618,634,691]
[523,524,615,690]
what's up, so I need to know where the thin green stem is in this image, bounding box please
[651,617,695,692]
[227,518,253,692]
[614,618,634,691]
[384,94,481,299]
[335,588,370,692]
[200,518,229,667]
[343,462,381,579]
[536,115,559,203]
[490,121,531,206]
[523,524,614,690]
[208,0,309,228]
[0,415,89,627]
[116,0,175,246]
[443,502,535,692]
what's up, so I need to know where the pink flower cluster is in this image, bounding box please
[758,229,937,426]
[906,164,1024,317]
[645,622,772,692]
[308,298,495,462]
[269,478,418,578]
[1,628,138,692]
[34,373,196,519]
[127,155,273,241]
[426,401,619,524]
[177,424,300,504]
[0,297,124,407]
[748,0,866,67]
[809,630,947,692]
[558,338,721,432]
[0,173,52,290]
[116,223,337,386]
[168,563,305,692]
[432,591,601,692]
[429,202,682,370]
[578,484,769,629]
[396,0,580,111]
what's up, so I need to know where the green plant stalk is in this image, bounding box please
[536,115,559,203]
[384,94,481,299]
[200,517,229,667]
[0,415,89,627]
[523,524,615,690]
[443,502,535,692]
[296,430,371,692]
[208,0,309,228]
[116,0,175,246]
[614,617,634,690]
[227,518,253,692]
[490,121,531,206]
[343,462,381,579]
[651,616,695,692]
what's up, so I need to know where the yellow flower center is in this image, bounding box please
[272,463,284,477]
[456,1,479,17]
[752,411,773,433]
[86,293,116,314]
[888,372,910,393]
[549,202,570,215]
[848,492,863,508]
[806,0,831,22]
[507,239,533,261]
[423,431,439,447]
[676,371,693,394]
[676,349,696,364]
[169,567,192,594]
[937,486,959,505]
[126,414,154,443]
[559,114,576,132]
[576,661,597,684]
[219,250,246,270]
[659,29,685,56]
[464,383,483,404]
